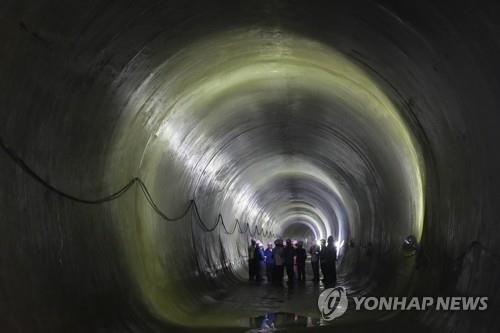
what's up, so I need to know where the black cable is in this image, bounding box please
[0,136,137,204]
[136,178,194,221]
[0,134,276,238]
[236,219,249,234]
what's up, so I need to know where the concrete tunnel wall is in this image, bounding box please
[1,1,500,332]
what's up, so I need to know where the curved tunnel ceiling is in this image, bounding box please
[1,1,500,332]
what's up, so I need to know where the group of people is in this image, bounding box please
[248,235,338,287]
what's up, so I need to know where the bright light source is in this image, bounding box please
[335,239,344,258]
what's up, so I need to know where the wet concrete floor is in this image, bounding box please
[178,262,429,333]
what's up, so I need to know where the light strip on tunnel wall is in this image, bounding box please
[152,29,423,234]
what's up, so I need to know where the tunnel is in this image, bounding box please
[1,1,500,332]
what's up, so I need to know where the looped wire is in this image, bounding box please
[0,135,275,238]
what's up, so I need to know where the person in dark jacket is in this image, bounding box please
[255,241,266,282]
[296,241,307,283]
[283,239,296,285]
[264,242,273,282]
[272,239,284,284]
[248,239,256,280]
[323,236,337,287]
[309,241,320,282]
[319,239,327,282]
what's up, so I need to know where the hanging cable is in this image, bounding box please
[0,135,275,238]
[0,136,136,204]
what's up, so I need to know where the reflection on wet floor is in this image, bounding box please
[193,263,338,330]
[187,262,322,327]
[184,265,429,333]
[247,312,323,332]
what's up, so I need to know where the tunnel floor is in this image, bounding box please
[192,263,329,331]
[179,263,428,333]
[199,268,323,329]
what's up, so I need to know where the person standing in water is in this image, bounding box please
[296,241,307,283]
[272,239,285,284]
[323,236,338,287]
[309,241,320,282]
[283,239,296,285]
[264,242,274,282]
[248,239,256,280]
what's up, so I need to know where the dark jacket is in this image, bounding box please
[323,244,337,265]
[272,246,284,266]
[283,245,296,266]
[255,247,265,263]
[264,248,273,265]
[319,245,327,263]
[296,247,307,265]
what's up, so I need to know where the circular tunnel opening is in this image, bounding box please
[281,222,316,245]
[105,27,425,327]
[2,2,499,333]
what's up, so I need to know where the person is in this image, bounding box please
[323,236,338,287]
[248,239,256,280]
[296,241,307,283]
[255,241,266,282]
[309,241,320,282]
[319,239,327,282]
[283,239,296,285]
[272,239,284,284]
[264,242,274,282]
[292,240,298,276]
